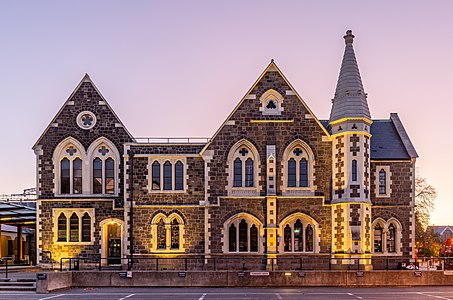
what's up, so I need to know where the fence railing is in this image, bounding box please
[0,257,14,278]
[57,256,452,272]
[134,137,210,144]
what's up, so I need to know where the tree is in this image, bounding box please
[414,175,438,256]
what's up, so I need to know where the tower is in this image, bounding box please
[329,30,373,269]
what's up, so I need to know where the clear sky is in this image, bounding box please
[0,1,452,225]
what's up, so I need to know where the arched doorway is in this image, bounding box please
[100,219,124,265]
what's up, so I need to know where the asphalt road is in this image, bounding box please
[3,287,453,300]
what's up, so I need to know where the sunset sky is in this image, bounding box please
[0,1,452,225]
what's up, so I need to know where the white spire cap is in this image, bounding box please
[329,30,371,124]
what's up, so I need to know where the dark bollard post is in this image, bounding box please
[242,259,245,271]
[329,258,332,271]
[386,258,389,271]
[5,259,8,279]
[156,258,159,271]
[214,258,216,271]
[272,258,274,271]
[357,258,360,271]
[299,258,302,270]
[185,258,188,271]
[60,259,63,271]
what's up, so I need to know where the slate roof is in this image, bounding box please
[320,115,417,160]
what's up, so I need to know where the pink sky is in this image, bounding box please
[0,1,452,225]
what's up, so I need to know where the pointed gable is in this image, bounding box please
[201,60,330,154]
[33,74,134,150]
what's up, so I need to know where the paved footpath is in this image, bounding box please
[3,287,453,300]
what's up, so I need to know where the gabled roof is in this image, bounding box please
[329,30,371,123]
[33,74,134,149]
[201,60,330,155]
[321,113,417,160]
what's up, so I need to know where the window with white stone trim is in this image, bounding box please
[259,89,284,115]
[227,140,260,196]
[87,138,120,195]
[148,158,187,192]
[279,212,320,253]
[222,213,264,253]
[53,208,95,244]
[281,140,315,195]
[53,137,85,195]
[150,212,185,252]
[375,166,391,197]
[372,218,402,255]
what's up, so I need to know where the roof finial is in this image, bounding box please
[344,30,354,44]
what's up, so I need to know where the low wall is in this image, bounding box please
[36,271,72,293]
[37,270,453,293]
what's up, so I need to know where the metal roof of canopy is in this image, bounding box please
[0,201,36,227]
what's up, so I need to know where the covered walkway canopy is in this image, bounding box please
[0,201,36,227]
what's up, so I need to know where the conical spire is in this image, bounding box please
[329,30,371,124]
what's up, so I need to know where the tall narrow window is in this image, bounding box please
[152,161,161,190]
[105,158,115,194]
[374,224,383,252]
[174,161,184,190]
[250,224,258,252]
[69,213,79,242]
[288,158,296,187]
[284,225,292,252]
[81,213,91,242]
[379,169,386,195]
[233,158,242,187]
[73,158,82,194]
[305,224,313,252]
[93,158,103,194]
[294,220,303,252]
[61,158,70,194]
[170,219,180,249]
[300,158,308,187]
[157,219,166,249]
[352,160,357,182]
[387,224,396,253]
[57,213,67,242]
[245,158,254,187]
[163,161,172,190]
[239,219,248,252]
[229,224,237,252]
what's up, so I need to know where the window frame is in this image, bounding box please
[148,158,188,193]
[53,208,95,245]
[372,218,402,256]
[375,166,391,198]
[222,213,263,254]
[150,212,185,252]
[279,212,319,254]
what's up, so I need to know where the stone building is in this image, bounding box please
[33,31,417,269]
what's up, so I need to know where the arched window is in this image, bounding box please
[305,224,314,252]
[228,140,259,195]
[229,224,237,252]
[105,158,115,194]
[224,213,263,253]
[175,161,184,190]
[282,141,314,194]
[250,224,258,252]
[288,158,296,187]
[171,219,180,249]
[57,213,67,242]
[352,160,358,182]
[70,213,79,242]
[300,158,308,187]
[374,224,383,253]
[73,158,82,194]
[61,158,70,194]
[157,219,166,250]
[245,158,254,187]
[379,169,386,195]
[280,213,318,253]
[163,161,172,190]
[239,219,248,252]
[152,161,161,190]
[284,225,292,251]
[233,158,242,187]
[387,224,396,253]
[93,158,103,194]
[81,212,91,242]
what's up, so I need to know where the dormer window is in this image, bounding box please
[259,89,284,115]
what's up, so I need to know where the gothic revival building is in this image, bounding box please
[33,31,417,269]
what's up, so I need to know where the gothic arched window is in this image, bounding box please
[294,219,303,252]
[174,161,184,190]
[300,158,308,187]
[69,213,79,242]
[171,219,180,249]
[224,213,262,253]
[157,219,166,250]
[93,158,103,194]
[229,224,237,252]
[151,213,185,252]
[81,212,91,242]
[61,158,70,194]
[163,161,172,190]
[152,161,161,190]
[57,213,67,242]
[305,224,314,252]
[288,158,296,187]
[233,158,243,187]
[239,219,248,252]
[374,224,383,253]
[284,224,292,251]
[283,141,315,195]
[245,158,254,187]
[228,141,259,195]
[387,223,396,253]
[73,158,82,194]
[280,213,318,253]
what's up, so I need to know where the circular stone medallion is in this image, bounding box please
[76,111,97,130]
